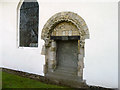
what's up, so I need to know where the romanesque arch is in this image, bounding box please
[41,11,90,87]
[41,11,89,40]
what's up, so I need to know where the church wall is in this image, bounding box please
[0,0,118,88]
[0,1,45,76]
[0,3,2,67]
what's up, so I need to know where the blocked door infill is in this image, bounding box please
[56,40,78,76]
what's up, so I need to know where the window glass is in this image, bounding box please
[19,0,39,47]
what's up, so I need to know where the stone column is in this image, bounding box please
[77,40,85,80]
[49,40,57,72]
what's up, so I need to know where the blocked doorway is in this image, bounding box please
[41,12,90,87]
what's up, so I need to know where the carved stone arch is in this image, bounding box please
[41,11,90,88]
[41,11,89,41]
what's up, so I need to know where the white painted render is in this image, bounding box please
[0,0,118,88]
[0,3,2,67]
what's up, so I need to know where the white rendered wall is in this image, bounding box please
[0,0,118,88]
[0,3,2,67]
[0,1,45,76]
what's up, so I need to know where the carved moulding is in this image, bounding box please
[41,11,90,41]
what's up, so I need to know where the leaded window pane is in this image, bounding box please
[19,0,39,47]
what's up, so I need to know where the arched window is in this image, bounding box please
[19,0,39,47]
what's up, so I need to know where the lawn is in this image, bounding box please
[2,71,69,88]
[0,70,1,89]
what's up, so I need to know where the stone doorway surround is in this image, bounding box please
[41,11,90,87]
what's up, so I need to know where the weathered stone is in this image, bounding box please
[50,47,56,52]
[82,25,88,30]
[84,34,90,39]
[49,51,56,60]
[41,11,89,40]
[78,54,84,60]
[78,60,84,68]
[41,11,90,88]
[51,22,79,36]
[51,41,56,47]
[41,45,46,55]
[44,65,48,74]
[78,59,84,78]
[78,68,83,79]
[80,40,85,48]
[49,60,56,70]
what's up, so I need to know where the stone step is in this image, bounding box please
[46,72,86,88]
[47,71,80,82]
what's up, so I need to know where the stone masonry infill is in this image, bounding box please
[2,68,117,90]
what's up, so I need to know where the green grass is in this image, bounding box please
[2,71,69,88]
[0,70,2,89]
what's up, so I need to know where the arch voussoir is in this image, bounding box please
[41,11,89,40]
